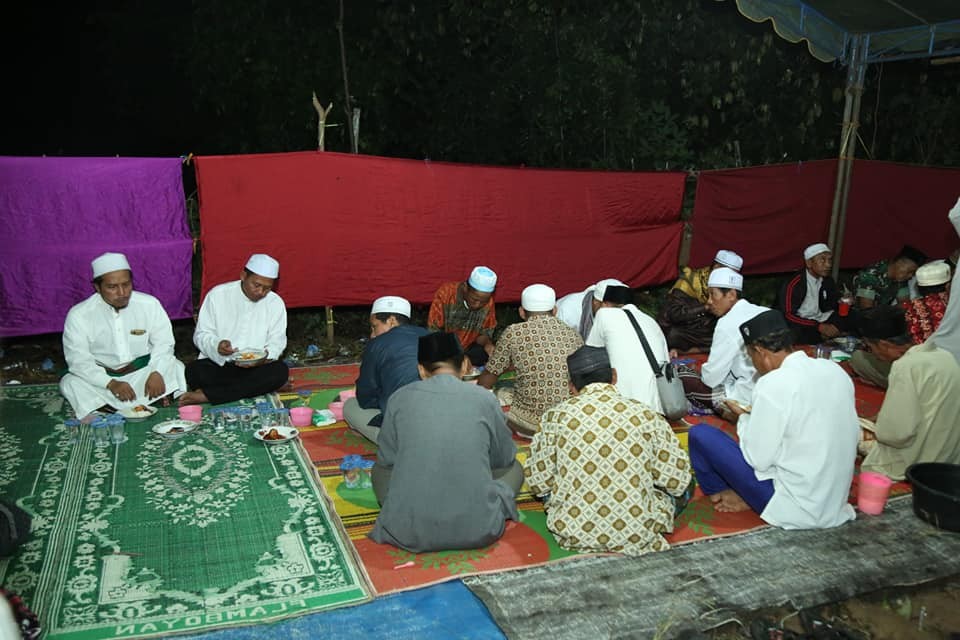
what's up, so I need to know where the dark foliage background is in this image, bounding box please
[4,1,959,168]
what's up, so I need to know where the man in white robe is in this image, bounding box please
[60,253,186,420]
[682,268,767,413]
[180,254,288,405]
[688,310,858,529]
[586,284,669,414]
[932,196,960,362]
[556,278,626,340]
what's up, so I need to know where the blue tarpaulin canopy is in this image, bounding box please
[720,0,960,277]
[727,0,960,63]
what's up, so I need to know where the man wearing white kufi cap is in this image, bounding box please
[60,252,187,420]
[344,295,428,443]
[428,266,499,367]
[679,267,769,415]
[657,249,744,353]
[555,277,627,340]
[777,242,852,344]
[585,284,672,415]
[181,253,288,405]
[478,284,583,437]
[904,260,951,344]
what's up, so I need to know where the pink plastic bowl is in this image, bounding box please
[338,389,357,401]
[178,405,202,423]
[289,407,313,427]
[327,401,345,421]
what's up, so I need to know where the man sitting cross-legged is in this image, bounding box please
[526,346,692,555]
[477,283,583,438]
[688,310,859,529]
[344,295,428,443]
[180,254,288,405]
[368,332,523,553]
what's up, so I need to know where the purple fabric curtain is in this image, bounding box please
[0,157,193,337]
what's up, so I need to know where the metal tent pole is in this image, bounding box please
[828,35,868,280]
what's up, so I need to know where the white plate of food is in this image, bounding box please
[152,419,198,439]
[462,368,483,382]
[254,426,299,445]
[232,348,267,366]
[119,404,158,421]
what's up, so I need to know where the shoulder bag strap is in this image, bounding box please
[622,309,661,378]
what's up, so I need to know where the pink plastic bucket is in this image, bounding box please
[327,401,345,421]
[858,471,894,515]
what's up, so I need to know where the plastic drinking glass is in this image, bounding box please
[64,419,81,445]
[109,415,128,444]
[298,390,313,407]
[91,420,111,448]
[239,408,253,430]
[224,408,239,430]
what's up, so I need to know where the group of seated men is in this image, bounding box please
[58,198,960,557]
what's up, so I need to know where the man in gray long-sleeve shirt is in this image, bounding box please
[369,332,523,553]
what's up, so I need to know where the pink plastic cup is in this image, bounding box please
[327,401,345,422]
[857,471,894,515]
[289,406,313,427]
[178,405,202,423]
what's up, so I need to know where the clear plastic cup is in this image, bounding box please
[239,408,253,430]
[64,418,81,445]
[108,415,128,444]
[224,408,239,430]
[91,420,111,448]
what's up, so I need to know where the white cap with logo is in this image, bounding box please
[707,267,743,291]
[371,295,412,318]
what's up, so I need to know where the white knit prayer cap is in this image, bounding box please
[592,278,628,301]
[714,250,743,271]
[246,254,280,278]
[521,284,556,312]
[91,252,131,278]
[371,295,412,318]
[707,267,743,291]
[916,260,951,286]
[468,266,497,292]
[803,243,832,261]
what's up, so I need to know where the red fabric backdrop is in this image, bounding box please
[690,159,958,273]
[194,151,686,306]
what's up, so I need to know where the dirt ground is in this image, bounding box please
[3,310,959,639]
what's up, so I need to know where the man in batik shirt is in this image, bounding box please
[478,284,583,437]
[905,260,951,344]
[428,266,498,366]
[526,346,692,556]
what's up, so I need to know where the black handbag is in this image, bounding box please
[0,500,31,556]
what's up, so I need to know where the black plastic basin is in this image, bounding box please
[906,462,960,533]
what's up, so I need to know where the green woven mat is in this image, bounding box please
[0,385,370,639]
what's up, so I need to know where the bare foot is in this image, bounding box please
[178,390,209,406]
[709,489,751,513]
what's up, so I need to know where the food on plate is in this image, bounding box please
[168,426,185,434]
[262,428,284,441]
[133,405,149,412]
[237,352,260,361]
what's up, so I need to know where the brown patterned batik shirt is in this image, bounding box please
[526,383,692,556]
[484,314,583,431]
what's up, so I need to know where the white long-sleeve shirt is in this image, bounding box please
[587,304,669,414]
[61,291,185,416]
[556,287,593,330]
[700,298,767,405]
[194,281,287,366]
[737,351,858,529]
